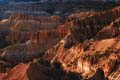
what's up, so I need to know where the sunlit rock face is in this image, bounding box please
[43,37,120,79]
[0,2,120,80]
[42,6,120,79]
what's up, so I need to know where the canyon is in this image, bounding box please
[0,1,120,80]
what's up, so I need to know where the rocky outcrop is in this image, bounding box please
[87,68,105,80]
[41,6,120,79]
[0,27,70,64]
[6,25,70,44]
[11,20,41,32]
[95,18,120,40]
[1,13,61,30]
[1,14,63,45]
[0,62,63,80]
[68,6,120,42]
[43,36,120,79]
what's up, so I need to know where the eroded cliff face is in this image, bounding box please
[0,27,70,64]
[95,18,120,40]
[0,5,119,80]
[0,14,63,46]
[43,6,120,79]
[0,62,64,80]
[43,36,120,79]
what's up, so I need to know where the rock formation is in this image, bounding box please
[0,62,63,80]
[0,4,120,80]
